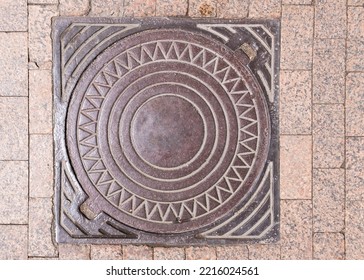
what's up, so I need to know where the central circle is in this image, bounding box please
[131,95,205,169]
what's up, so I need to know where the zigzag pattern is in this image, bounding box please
[196,23,275,102]
[200,162,275,239]
[77,40,260,223]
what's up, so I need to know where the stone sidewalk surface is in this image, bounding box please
[0,0,363,260]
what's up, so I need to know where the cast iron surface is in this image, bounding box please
[53,17,280,245]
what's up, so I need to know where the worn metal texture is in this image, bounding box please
[53,17,280,245]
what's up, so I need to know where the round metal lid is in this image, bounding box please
[66,28,270,234]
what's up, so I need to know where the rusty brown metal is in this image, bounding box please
[53,17,280,245]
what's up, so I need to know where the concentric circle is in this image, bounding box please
[66,29,270,233]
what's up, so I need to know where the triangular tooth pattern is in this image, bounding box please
[106,182,123,197]
[216,187,232,202]
[214,58,229,74]
[80,108,99,122]
[183,200,195,217]
[89,160,106,172]
[225,177,241,192]
[236,154,252,168]
[171,203,182,219]
[166,43,179,60]
[142,42,157,60]
[97,171,113,185]
[140,47,154,64]
[164,206,178,222]
[214,66,230,82]
[207,188,221,203]
[203,57,218,74]
[79,122,96,134]
[89,172,103,185]
[188,44,203,61]
[132,196,144,212]
[126,50,141,68]
[150,206,163,221]
[159,41,172,57]
[79,133,97,147]
[145,201,158,220]
[104,60,118,76]
[113,59,130,76]
[85,96,103,108]
[196,196,208,210]
[92,83,111,97]
[178,44,192,62]
[240,106,257,122]
[153,42,168,60]
[134,202,147,219]
[217,178,233,193]
[94,72,109,85]
[158,204,170,221]
[202,50,216,67]
[102,71,119,86]
[119,192,133,209]
[174,42,188,58]
[191,49,204,67]
[115,53,130,70]
[83,147,100,160]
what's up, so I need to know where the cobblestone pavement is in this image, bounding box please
[0,0,363,260]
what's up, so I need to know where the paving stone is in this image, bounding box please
[29,5,58,68]
[0,0,27,31]
[347,7,364,71]
[346,200,364,259]
[313,169,345,232]
[29,257,59,260]
[280,70,311,134]
[0,33,28,97]
[0,97,28,160]
[315,0,346,39]
[282,0,312,4]
[313,233,345,260]
[0,161,28,224]
[89,0,123,16]
[313,104,345,168]
[0,225,28,260]
[156,0,188,16]
[281,200,312,260]
[216,245,249,260]
[59,244,91,260]
[124,0,156,16]
[189,0,217,17]
[348,0,364,5]
[60,0,90,16]
[216,0,249,18]
[29,198,58,257]
[346,73,364,136]
[248,244,281,260]
[28,0,58,3]
[249,0,281,18]
[91,245,123,260]
[29,70,52,134]
[123,245,153,260]
[30,134,53,198]
[281,5,313,70]
[346,137,364,201]
[186,246,216,260]
[153,247,185,260]
[280,136,312,199]
[313,39,345,103]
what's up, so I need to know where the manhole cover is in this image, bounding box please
[53,18,280,245]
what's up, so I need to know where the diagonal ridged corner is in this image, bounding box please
[53,17,280,245]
